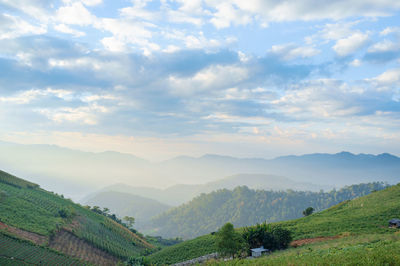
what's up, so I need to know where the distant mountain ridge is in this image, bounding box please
[0,140,399,199]
[83,174,326,207]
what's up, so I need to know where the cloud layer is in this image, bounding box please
[0,0,400,159]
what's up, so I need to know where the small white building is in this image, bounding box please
[250,246,269,257]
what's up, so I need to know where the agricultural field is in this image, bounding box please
[0,169,154,264]
[0,232,83,265]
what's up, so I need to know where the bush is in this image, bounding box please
[216,223,246,258]
[242,223,292,252]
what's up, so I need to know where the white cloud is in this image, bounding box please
[56,2,97,26]
[370,68,400,87]
[380,26,400,36]
[210,2,252,29]
[350,59,362,67]
[368,39,399,53]
[36,104,109,125]
[270,43,320,60]
[0,88,73,104]
[81,0,102,6]
[0,13,46,40]
[169,64,249,96]
[54,24,85,37]
[333,32,369,56]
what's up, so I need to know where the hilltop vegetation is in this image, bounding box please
[0,170,154,265]
[147,183,400,265]
[150,182,387,239]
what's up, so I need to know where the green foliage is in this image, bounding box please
[57,206,75,218]
[302,207,314,216]
[0,232,83,265]
[0,169,154,260]
[242,223,292,252]
[0,170,39,189]
[216,223,245,258]
[124,216,136,228]
[147,234,216,265]
[151,182,388,239]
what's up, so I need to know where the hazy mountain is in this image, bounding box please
[84,174,325,206]
[148,182,388,239]
[1,140,399,200]
[84,191,171,229]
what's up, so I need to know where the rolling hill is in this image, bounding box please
[147,182,400,265]
[148,182,387,239]
[84,174,324,207]
[84,190,171,230]
[0,169,154,265]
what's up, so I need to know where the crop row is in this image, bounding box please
[0,233,82,265]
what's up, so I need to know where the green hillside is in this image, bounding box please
[147,183,400,265]
[0,170,155,265]
[150,182,387,239]
[84,190,171,230]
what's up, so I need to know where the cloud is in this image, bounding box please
[0,13,46,40]
[333,32,369,57]
[364,39,400,63]
[270,43,320,60]
[55,2,97,26]
[54,24,85,37]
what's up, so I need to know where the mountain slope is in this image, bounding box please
[0,170,154,265]
[84,190,171,229]
[149,182,387,239]
[86,174,325,207]
[147,183,400,265]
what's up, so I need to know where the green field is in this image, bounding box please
[148,184,400,265]
[148,234,217,264]
[0,170,154,264]
[206,233,400,265]
[0,232,83,265]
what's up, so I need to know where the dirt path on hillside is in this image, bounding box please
[0,221,47,245]
[290,235,340,247]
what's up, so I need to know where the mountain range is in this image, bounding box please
[1,140,399,200]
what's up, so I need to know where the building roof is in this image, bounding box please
[250,247,269,252]
[389,219,400,223]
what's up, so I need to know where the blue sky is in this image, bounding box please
[0,0,400,160]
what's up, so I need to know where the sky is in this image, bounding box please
[0,0,400,160]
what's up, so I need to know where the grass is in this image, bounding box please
[206,233,400,265]
[274,184,400,240]
[147,234,217,265]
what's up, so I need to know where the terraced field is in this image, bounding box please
[0,169,155,264]
[0,232,83,265]
[50,230,117,265]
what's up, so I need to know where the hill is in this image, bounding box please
[147,183,400,265]
[84,174,324,207]
[84,190,171,230]
[0,169,154,265]
[148,182,387,239]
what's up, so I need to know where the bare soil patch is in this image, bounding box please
[49,230,118,266]
[0,221,47,245]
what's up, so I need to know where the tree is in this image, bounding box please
[124,216,135,228]
[303,207,314,216]
[216,223,245,258]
